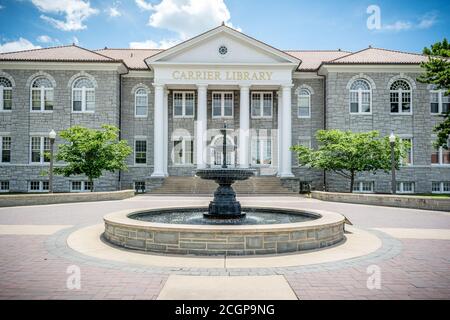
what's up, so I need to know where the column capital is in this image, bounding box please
[152,83,165,89]
[239,84,251,90]
[196,84,208,90]
[281,83,294,90]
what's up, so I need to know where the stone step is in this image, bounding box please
[147,176,297,195]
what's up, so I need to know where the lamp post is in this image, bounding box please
[389,132,396,194]
[48,129,56,193]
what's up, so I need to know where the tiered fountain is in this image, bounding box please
[104,124,345,256]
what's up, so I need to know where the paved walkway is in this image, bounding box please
[0,196,449,300]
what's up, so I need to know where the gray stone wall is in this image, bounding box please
[0,69,121,192]
[325,71,450,193]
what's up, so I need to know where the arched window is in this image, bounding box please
[72,77,95,112]
[31,77,53,111]
[349,79,371,113]
[390,80,411,113]
[298,88,311,118]
[0,77,12,111]
[135,88,148,117]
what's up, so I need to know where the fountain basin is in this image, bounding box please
[103,206,345,256]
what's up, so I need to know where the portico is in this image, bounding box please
[146,25,300,178]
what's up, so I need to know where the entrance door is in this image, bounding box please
[210,135,235,167]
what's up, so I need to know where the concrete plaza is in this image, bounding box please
[0,195,449,300]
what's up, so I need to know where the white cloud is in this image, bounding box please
[0,5,4,10]
[31,0,98,31]
[381,12,438,32]
[37,35,55,43]
[418,13,438,29]
[129,38,180,49]
[136,0,239,40]
[0,38,41,53]
[135,0,154,11]
[107,6,121,17]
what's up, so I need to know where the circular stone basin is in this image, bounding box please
[103,206,346,256]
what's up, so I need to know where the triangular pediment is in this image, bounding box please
[146,25,300,67]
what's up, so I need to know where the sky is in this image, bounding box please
[0,0,448,54]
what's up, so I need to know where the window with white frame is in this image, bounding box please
[134,181,146,192]
[431,140,450,165]
[31,77,53,111]
[173,138,193,165]
[135,140,147,164]
[0,77,12,111]
[0,181,9,192]
[173,91,195,117]
[353,181,374,193]
[251,92,272,118]
[349,79,371,114]
[396,182,415,193]
[135,88,148,117]
[29,180,49,192]
[1,136,11,163]
[400,137,413,166]
[297,89,311,118]
[72,77,95,112]
[430,87,449,114]
[30,137,50,164]
[212,92,233,118]
[70,181,92,192]
[251,136,272,165]
[390,80,412,113]
[432,181,450,194]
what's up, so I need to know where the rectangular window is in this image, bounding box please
[353,181,374,193]
[431,91,439,114]
[44,89,53,111]
[72,88,95,112]
[212,92,234,118]
[29,181,48,192]
[30,137,50,164]
[73,90,82,112]
[1,136,11,163]
[173,139,193,165]
[70,181,92,192]
[401,138,413,166]
[432,142,450,165]
[390,92,399,113]
[251,137,272,166]
[432,181,450,194]
[0,181,9,192]
[397,182,415,193]
[298,95,310,118]
[135,93,148,117]
[251,92,272,118]
[134,181,146,192]
[31,90,41,111]
[135,140,147,164]
[173,91,195,117]
[431,90,450,114]
[350,92,359,113]
[2,88,12,110]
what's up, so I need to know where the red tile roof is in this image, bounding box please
[0,45,427,71]
[95,48,163,70]
[285,50,352,70]
[325,47,428,65]
[0,45,118,63]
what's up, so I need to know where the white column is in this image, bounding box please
[151,83,166,177]
[277,90,283,175]
[196,84,208,169]
[163,89,169,176]
[239,85,250,168]
[280,84,294,177]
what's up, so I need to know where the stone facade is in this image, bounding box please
[0,67,449,194]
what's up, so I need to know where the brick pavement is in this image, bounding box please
[0,196,448,300]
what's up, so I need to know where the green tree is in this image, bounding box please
[54,125,132,191]
[417,38,450,150]
[291,130,409,193]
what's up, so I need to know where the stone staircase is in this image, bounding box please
[147,176,297,195]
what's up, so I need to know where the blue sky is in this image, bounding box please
[0,0,448,53]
